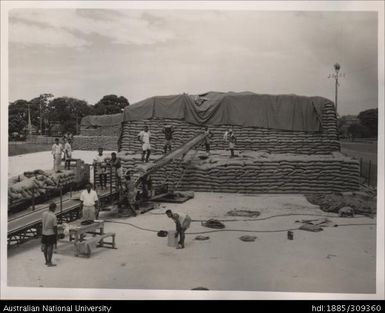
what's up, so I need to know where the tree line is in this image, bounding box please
[338,108,378,140]
[9,94,129,138]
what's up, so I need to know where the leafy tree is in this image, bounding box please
[29,93,54,135]
[348,123,371,139]
[93,95,129,115]
[357,108,378,137]
[8,99,29,135]
[47,97,92,135]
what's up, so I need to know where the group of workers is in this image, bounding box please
[51,137,73,172]
[136,124,237,161]
[41,124,238,265]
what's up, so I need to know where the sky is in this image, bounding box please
[8,8,379,116]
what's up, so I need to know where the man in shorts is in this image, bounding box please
[163,125,174,154]
[41,202,58,267]
[166,209,192,249]
[138,125,151,162]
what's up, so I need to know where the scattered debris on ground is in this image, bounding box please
[194,235,210,240]
[297,217,337,232]
[239,235,257,242]
[226,209,261,217]
[299,224,323,232]
[296,218,337,227]
[157,230,168,237]
[201,219,225,229]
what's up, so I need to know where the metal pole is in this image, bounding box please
[335,75,339,114]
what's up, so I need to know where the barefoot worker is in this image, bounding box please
[166,209,192,249]
[41,202,58,267]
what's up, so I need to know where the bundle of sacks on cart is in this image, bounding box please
[8,169,75,203]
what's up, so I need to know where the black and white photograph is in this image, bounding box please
[0,1,384,300]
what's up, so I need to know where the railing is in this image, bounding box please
[359,158,377,187]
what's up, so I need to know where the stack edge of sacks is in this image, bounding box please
[8,170,75,206]
[118,151,359,194]
[119,102,339,155]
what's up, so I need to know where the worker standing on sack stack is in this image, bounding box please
[166,209,192,249]
[224,128,237,157]
[203,126,214,154]
[163,125,174,154]
[138,125,151,162]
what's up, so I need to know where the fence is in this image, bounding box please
[359,158,377,187]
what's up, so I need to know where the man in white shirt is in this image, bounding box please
[41,202,58,267]
[80,183,99,221]
[137,125,151,163]
[52,138,63,172]
[166,209,192,249]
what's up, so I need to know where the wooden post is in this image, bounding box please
[59,186,63,224]
[110,164,113,196]
[31,188,35,211]
[368,160,372,186]
[93,164,96,188]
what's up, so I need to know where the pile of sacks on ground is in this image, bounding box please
[306,187,376,217]
[8,169,75,205]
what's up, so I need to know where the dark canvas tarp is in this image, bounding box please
[123,92,332,132]
[81,113,123,127]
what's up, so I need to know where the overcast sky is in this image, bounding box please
[8,9,378,115]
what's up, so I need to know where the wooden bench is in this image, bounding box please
[75,232,117,257]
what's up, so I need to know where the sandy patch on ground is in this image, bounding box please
[7,192,376,293]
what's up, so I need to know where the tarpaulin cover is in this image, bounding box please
[123,92,333,131]
[81,113,123,127]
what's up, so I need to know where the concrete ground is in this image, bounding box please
[7,192,376,293]
[8,150,115,178]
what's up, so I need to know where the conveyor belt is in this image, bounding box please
[7,188,118,247]
[134,132,208,186]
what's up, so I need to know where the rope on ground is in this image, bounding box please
[104,219,376,235]
[150,212,373,222]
